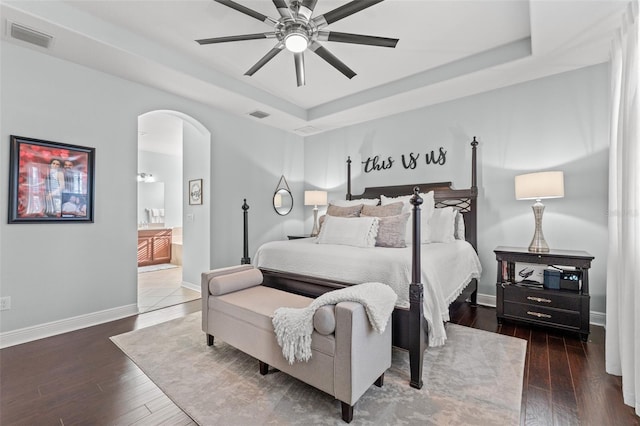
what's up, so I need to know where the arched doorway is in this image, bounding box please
[137,110,211,312]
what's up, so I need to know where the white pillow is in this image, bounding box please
[426,207,456,243]
[454,210,466,241]
[381,191,435,244]
[316,215,379,248]
[330,198,379,207]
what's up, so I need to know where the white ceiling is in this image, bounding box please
[1,0,628,136]
[138,112,184,156]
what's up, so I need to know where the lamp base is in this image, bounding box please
[310,206,319,237]
[528,201,550,253]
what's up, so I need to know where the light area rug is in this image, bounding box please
[137,263,179,273]
[111,312,526,425]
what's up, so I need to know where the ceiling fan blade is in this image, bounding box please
[196,32,275,45]
[298,0,318,20]
[318,31,398,48]
[294,52,305,87]
[309,42,356,79]
[245,43,285,76]
[215,0,277,25]
[272,0,292,18]
[313,0,384,26]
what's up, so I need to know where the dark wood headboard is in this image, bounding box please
[346,137,479,252]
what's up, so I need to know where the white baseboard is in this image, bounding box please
[476,293,496,307]
[181,281,200,292]
[0,304,138,349]
[475,293,605,327]
[590,311,605,327]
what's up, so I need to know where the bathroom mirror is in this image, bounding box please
[138,181,165,227]
[273,175,293,216]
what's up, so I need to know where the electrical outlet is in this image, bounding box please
[0,296,11,311]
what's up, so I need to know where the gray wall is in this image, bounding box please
[0,37,609,340]
[304,64,610,315]
[0,41,304,336]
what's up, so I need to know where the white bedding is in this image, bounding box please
[253,238,482,346]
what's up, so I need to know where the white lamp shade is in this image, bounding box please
[515,171,564,200]
[304,190,327,206]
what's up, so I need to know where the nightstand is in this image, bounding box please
[494,246,594,341]
[287,235,313,240]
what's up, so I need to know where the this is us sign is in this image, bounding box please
[362,147,447,173]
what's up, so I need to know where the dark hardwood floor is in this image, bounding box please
[449,299,639,426]
[1,299,638,425]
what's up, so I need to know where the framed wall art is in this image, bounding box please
[189,179,203,205]
[8,135,95,223]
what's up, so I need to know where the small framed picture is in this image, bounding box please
[8,135,95,223]
[189,179,203,205]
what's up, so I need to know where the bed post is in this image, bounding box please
[346,156,352,200]
[469,137,479,305]
[241,199,250,265]
[409,187,426,389]
[469,137,479,250]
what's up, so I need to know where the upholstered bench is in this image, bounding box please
[201,265,392,423]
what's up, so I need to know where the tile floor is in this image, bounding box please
[137,265,201,313]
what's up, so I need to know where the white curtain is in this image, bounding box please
[606,0,640,416]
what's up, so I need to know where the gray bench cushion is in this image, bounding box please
[211,286,335,356]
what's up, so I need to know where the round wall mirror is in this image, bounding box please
[273,188,293,216]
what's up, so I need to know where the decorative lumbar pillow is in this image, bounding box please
[361,201,404,217]
[381,191,435,244]
[326,203,363,217]
[316,215,378,248]
[361,212,410,248]
[330,198,379,207]
[454,210,466,240]
[313,305,336,335]
[426,206,457,243]
[209,268,263,296]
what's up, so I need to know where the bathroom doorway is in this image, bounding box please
[137,110,210,312]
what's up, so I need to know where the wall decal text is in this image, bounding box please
[362,147,447,173]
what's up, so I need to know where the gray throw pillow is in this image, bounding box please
[326,203,363,217]
[362,212,410,248]
[361,201,404,217]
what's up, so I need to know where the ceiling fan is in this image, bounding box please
[196,0,399,86]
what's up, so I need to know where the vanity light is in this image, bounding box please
[137,172,154,183]
[515,171,564,253]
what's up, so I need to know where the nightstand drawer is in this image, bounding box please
[503,285,581,311]
[503,302,582,329]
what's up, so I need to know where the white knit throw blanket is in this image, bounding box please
[272,282,398,364]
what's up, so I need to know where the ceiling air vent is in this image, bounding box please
[248,110,270,119]
[9,22,53,49]
[294,125,321,135]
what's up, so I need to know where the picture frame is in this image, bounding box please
[8,135,95,223]
[189,179,203,205]
[514,262,545,284]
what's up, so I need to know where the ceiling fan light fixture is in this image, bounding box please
[201,0,398,85]
[284,31,308,53]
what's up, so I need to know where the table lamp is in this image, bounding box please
[304,190,327,237]
[515,171,564,253]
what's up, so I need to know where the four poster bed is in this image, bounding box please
[250,138,480,388]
